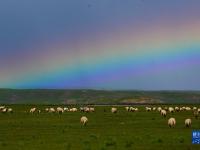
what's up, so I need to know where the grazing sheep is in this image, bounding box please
[181,107,186,111]
[129,107,135,112]
[168,107,174,113]
[168,118,176,128]
[70,108,78,112]
[161,110,167,117]
[185,118,192,128]
[153,107,157,111]
[45,108,49,112]
[194,111,199,119]
[197,108,200,113]
[193,107,197,111]
[80,107,84,112]
[125,107,129,111]
[2,108,7,113]
[0,106,5,111]
[89,107,95,112]
[7,108,13,113]
[134,108,139,112]
[146,107,151,112]
[111,107,117,113]
[57,107,64,114]
[73,108,78,112]
[175,107,179,112]
[186,107,191,111]
[38,110,41,114]
[129,107,138,112]
[157,107,162,112]
[49,108,55,113]
[30,108,36,113]
[64,107,68,111]
[80,116,88,126]
[84,107,90,113]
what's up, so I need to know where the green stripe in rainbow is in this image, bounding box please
[1,1,200,89]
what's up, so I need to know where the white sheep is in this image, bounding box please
[157,107,162,112]
[80,116,88,126]
[0,106,5,111]
[168,107,174,113]
[80,107,84,112]
[89,107,95,112]
[7,108,13,113]
[161,109,167,117]
[181,107,186,111]
[73,108,78,112]
[168,118,176,128]
[129,107,135,112]
[64,107,68,111]
[57,107,64,114]
[30,108,36,113]
[193,107,197,111]
[175,107,179,112]
[84,107,90,112]
[111,107,117,113]
[70,108,78,112]
[185,118,192,128]
[130,107,138,112]
[185,107,191,111]
[2,108,7,113]
[145,107,151,112]
[125,106,129,111]
[49,108,55,113]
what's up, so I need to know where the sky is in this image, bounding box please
[0,0,200,90]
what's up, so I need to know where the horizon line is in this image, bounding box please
[0,88,200,92]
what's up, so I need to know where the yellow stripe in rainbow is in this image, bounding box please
[1,20,200,88]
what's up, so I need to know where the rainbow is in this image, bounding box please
[1,18,200,89]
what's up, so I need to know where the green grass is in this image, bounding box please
[0,105,200,149]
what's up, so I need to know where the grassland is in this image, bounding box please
[0,105,200,150]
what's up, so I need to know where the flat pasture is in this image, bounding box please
[0,105,200,150]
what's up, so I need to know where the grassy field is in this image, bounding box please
[0,105,200,150]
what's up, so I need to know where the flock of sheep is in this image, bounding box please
[28,106,95,125]
[29,105,200,127]
[29,106,95,114]
[144,106,199,128]
[0,106,13,113]
[1,105,199,127]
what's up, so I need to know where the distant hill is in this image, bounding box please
[0,89,200,104]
